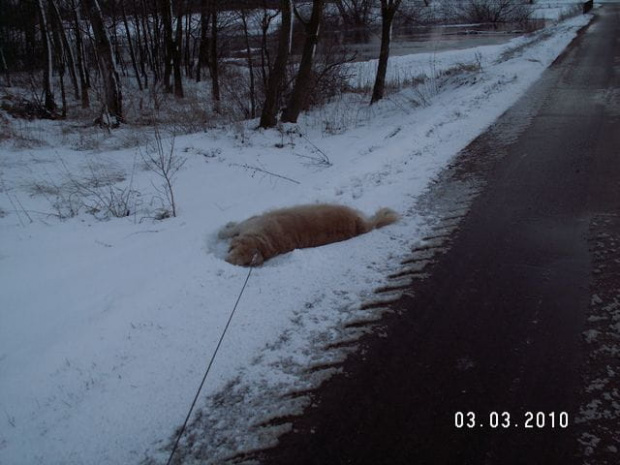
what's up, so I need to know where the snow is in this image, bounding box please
[0,13,591,465]
[532,1,585,20]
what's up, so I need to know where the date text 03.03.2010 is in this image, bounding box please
[454,411,569,429]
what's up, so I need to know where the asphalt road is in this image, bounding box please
[257,6,620,465]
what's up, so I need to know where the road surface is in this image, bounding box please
[256,5,620,464]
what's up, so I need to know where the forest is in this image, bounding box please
[0,0,536,131]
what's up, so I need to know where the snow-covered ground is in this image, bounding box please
[531,1,583,20]
[0,12,592,465]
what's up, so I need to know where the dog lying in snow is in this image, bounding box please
[218,203,399,266]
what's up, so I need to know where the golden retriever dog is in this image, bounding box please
[219,203,399,266]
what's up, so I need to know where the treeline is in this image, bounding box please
[0,0,533,129]
[0,0,417,127]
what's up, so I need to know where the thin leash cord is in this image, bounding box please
[166,262,255,465]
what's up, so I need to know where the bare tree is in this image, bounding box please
[208,1,220,110]
[160,0,176,94]
[238,8,257,118]
[138,0,160,84]
[84,0,124,124]
[259,0,292,128]
[370,0,401,105]
[196,0,220,110]
[48,0,67,117]
[121,1,143,91]
[36,0,56,115]
[335,0,375,43]
[173,0,185,98]
[49,0,79,102]
[196,0,211,82]
[281,0,324,123]
[259,4,279,90]
[69,0,90,108]
[131,3,149,88]
[0,47,10,86]
[458,0,532,28]
[143,128,186,219]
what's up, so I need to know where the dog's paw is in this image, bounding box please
[218,221,240,239]
[226,248,264,267]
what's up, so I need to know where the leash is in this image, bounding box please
[166,257,256,465]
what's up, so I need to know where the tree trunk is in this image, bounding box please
[184,6,192,77]
[196,0,210,82]
[281,0,324,123]
[69,0,90,108]
[239,9,256,119]
[49,0,79,101]
[208,3,220,111]
[259,7,276,90]
[259,0,292,128]
[49,0,67,117]
[132,7,149,88]
[36,0,56,115]
[57,66,67,118]
[160,0,183,97]
[109,1,125,77]
[173,3,184,98]
[140,0,159,82]
[84,0,124,124]
[161,0,174,93]
[121,1,143,91]
[370,0,401,105]
[0,47,10,86]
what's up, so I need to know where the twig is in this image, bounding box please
[0,176,32,226]
[299,133,332,166]
[143,127,186,218]
[230,163,300,185]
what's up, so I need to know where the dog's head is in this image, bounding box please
[226,236,264,267]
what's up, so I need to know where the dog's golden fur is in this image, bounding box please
[219,204,399,266]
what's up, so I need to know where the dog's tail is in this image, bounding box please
[366,207,399,231]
